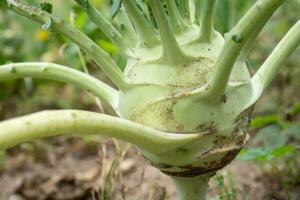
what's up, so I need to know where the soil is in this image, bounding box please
[0,137,299,200]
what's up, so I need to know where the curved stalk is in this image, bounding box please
[172,175,211,200]
[253,20,300,91]
[165,0,188,34]
[123,0,158,47]
[0,62,119,109]
[149,0,187,64]
[3,1,129,89]
[74,0,127,51]
[0,110,201,154]
[197,0,216,42]
[206,0,285,102]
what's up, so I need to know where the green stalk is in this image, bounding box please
[172,175,211,200]
[0,110,201,154]
[177,0,190,20]
[117,6,138,47]
[74,0,126,51]
[3,1,129,89]
[253,20,300,91]
[165,0,188,34]
[0,62,118,109]
[123,0,158,47]
[206,0,285,102]
[148,0,187,64]
[195,0,203,25]
[197,0,217,42]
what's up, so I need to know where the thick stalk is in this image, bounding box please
[197,0,216,42]
[0,62,118,109]
[3,1,129,89]
[172,175,211,200]
[253,20,300,91]
[0,110,201,154]
[122,0,158,47]
[149,0,187,64]
[165,0,187,34]
[74,0,126,51]
[206,0,285,102]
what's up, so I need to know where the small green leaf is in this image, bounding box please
[110,0,122,19]
[98,39,118,54]
[237,148,271,161]
[270,145,296,158]
[287,101,300,116]
[40,2,53,14]
[237,145,295,161]
[253,124,287,147]
[250,114,278,128]
[284,124,300,140]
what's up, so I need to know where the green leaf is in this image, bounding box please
[284,124,300,140]
[110,0,122,19]
[237,148,272,161]
[237,145,296,161]
[253,124,287,147]
[40,2,53,14]
[98,39,118,54]
[287,101,300,116]
[270,145,296,158]
[250,114,278,128]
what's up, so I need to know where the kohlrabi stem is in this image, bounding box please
[0,62,119,109]
[172,175,211,200]
[206,0,285,102]
[253,20,300,91]
[74,0,126,51]
[149,0,187,64]
[0,110,201,154]
[123,0,158,47]
[165,0,187,34]
[4,1,129,90]
[197,0,216,43]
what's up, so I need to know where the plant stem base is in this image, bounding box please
[171,174,212,200]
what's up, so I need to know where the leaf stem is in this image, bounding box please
[3,1,129,89]
[117,6,138,47]
[122,0,158,47]
[165,0,187,34]
[197,0,216,42]
[253,20,300,91]
[0,62,119,109]
[177,0,190,20]
[0,110,201,154]
[148,0,187,64]
[74,0,126,51]
[206,0,286,102]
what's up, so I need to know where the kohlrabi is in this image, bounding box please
[0,0,299,199]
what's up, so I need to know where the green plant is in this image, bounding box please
[0,0,299,199]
